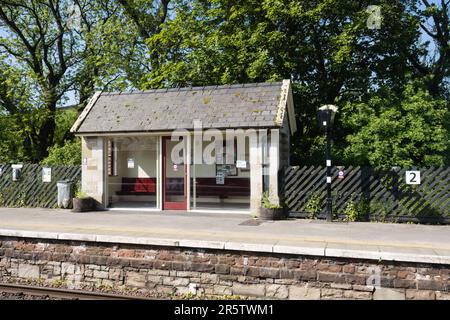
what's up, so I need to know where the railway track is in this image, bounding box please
[0,282,153,300]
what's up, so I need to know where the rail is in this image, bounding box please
[0,282,154,300]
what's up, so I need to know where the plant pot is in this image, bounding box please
[259,207,286,220]
[72,197,93,212]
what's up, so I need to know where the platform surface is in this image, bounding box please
[0,208,449,264]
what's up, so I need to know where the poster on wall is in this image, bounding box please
[216,164,237,176]
[216,171,225,185]
[42,167,52,183]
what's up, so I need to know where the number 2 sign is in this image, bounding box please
[405,171,421,185]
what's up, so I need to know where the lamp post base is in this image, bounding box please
[326,198,333,222]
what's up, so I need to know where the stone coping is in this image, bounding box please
[0,228,449,265]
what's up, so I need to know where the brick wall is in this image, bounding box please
[0,237,448,300]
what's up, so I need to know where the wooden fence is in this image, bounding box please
[0,164,81,208]
[283,166,450,223]
[0,163,449,223]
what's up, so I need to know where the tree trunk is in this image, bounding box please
[34,88,58,162]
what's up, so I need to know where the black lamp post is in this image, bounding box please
[317,105,338,222]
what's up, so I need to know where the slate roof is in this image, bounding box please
[72,81,293,134]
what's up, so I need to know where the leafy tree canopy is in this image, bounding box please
[41,138,81,166]
[342,81,449,168]
[0,0,449,166]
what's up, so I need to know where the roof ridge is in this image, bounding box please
[101,81,284,96]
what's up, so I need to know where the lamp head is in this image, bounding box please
[318,105,338,130]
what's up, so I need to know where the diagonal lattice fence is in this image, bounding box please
[0,164,81,208]
[0,163,449,223]
[284,166,450,223]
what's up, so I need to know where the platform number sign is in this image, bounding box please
[405,171,420,185]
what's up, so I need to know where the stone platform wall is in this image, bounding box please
[0,237,448,300]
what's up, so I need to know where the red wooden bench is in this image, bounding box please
[191,178,250,198]
[116,177,157,195]
[115,177,250,198]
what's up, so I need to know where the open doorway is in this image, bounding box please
[106,136,159,209]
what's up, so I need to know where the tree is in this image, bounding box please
[140,0,430,165]
[0,0,88,161]
[342,81,449,168]
[74,0,148,99]
[0,0,448,167]
[408,0,450,97]
[108,0,174,88]
[41,138,81,165]
[0,58,36,162]
[0,0,132,161]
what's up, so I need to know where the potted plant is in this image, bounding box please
[260,191,286,220]
[72,190,93,212]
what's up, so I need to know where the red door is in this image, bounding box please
[162,136,187,210]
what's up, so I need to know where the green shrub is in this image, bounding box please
[304,193,323,219]
[75,189,89,199]
[343,195,370,222]
[12,191,27,208]
[343,199,358,222]
[261,191,282,209]
[41,138,81,166]
[370,200,391,222]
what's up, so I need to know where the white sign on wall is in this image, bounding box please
[236,160,247,168]
[405,171,421,185]
[42,167,52,183]
[127,158,135,169]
